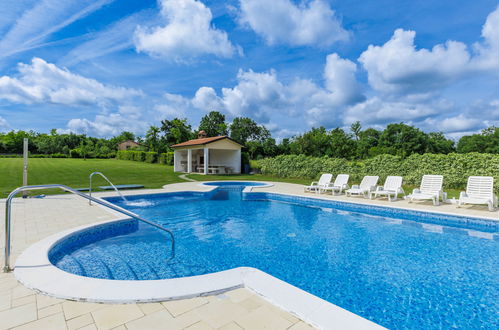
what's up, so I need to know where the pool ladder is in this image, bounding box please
[3,184,175,273]
[88,171,127,205]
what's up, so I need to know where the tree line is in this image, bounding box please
[0,111,497,159]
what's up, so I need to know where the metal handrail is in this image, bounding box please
[3,184,175,273]
[89,172,127,205]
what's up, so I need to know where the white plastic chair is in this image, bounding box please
[346,176,379,198]
[370,176,405,202]
[320,174,350,195]
[304,173,333,193]
[458,176,498,211]
[408,175,444,206]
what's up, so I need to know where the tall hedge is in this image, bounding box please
[117,150,174,165]
[259,153,499,191]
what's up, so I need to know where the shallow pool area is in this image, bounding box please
[48,185,498,329]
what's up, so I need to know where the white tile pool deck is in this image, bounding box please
[0,181,497,329]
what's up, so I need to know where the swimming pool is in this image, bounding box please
[49,184,498,329]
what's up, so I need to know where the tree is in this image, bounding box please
[229,117,263,144]
[145,126,161,152]
[355,128,381,158]
[426,132,455,154]
[457,127,499,153]
[160,118,193,146]
[328,128,356,159]
[289,127,331,157]
[198,111,228,137]
[378,123,428,157]
[350,121,362,141]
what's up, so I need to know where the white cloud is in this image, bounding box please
[0,58,142,106]
[473,6,499,71]
[239,0,348,47]
[60,10,155,66]
[343,97,440,126]
[0,116,10,132]
[359,6,499,96]
[192,53,362,127]
[134,0,237,62]
[0,0,114,58]
[423,114,483,133]
[67,113,149,137]
[358,29,471,94]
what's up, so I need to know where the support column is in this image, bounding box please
[187,149,192,173]
[204,148,209,175]
[173,150,178,172]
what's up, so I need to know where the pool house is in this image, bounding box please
[171,131,243,174]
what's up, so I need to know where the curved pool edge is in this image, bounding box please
[13,218,382,330]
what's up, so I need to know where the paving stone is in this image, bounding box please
[288,321,316,330]
[125,310,180,330]
[91,304,144,330]
[0,303,37,329]
[38,303,63,318]
[162,297,209,316]
[11,313,67,330]
[67,313,94,330]
[138,302,164,315]
[234,306,294,330]
[12,294,36,307]
[63,301,103,320]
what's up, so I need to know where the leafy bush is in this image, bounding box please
[118,150,173,165]
[259,153,499,192]
[144,152,158,163]
[51,153,69,158]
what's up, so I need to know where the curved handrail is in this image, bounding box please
[3,184,175,273]
[89,172,127,205]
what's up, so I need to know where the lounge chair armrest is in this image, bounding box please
[412,188,421,194]
[351,184,359,189]
[375,186,383,191]
[459,191,467,199]
[310,181,319,186]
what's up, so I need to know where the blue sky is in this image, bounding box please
[0,0,498,139]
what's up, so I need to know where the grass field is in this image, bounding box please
[0,158,184,198]
[0,158,461,199]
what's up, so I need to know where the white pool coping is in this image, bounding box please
[14,217,382,330]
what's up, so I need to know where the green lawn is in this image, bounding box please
[0,158,461,199]
[0,158,184,198]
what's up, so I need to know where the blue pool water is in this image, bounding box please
[50,185,499,329]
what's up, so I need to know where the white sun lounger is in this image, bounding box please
[320,174,350,195]
[346,176,379,198]
[304,173,333,193]
[458,176,498,211]
[408,175,444,206]
[370,176,405,202]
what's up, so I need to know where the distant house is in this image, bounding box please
[171,131,243,174]
[118,140,141,150]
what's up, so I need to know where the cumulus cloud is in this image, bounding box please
[0,57,142,106]
[359,6,499,96]
[239,0,348,47]
[343,97,441,126]
[134,0,237,62]
[359,29,471,94]
[0,116,10,132]
[67,113,149,137]
[192,53,363,127]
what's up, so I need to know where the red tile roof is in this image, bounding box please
[170,136,243,148]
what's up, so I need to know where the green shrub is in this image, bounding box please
[259,153,499,192]
[144,152,158,163]
[51,153,68,158]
